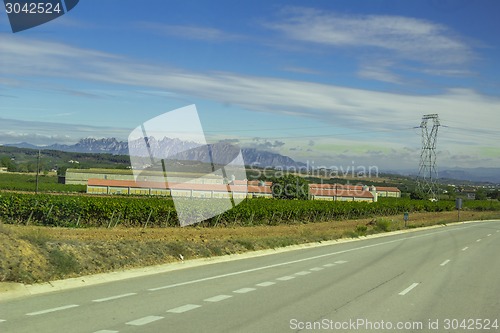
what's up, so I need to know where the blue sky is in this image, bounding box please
[1,0,499,170]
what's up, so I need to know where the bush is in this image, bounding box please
[375,219,391,232]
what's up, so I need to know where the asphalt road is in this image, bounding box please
[1,220,500,333]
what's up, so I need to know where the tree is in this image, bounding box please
[271,174,309,200]
[475,188,487,200]
[488,190,500,201]
[410,189,429,200]
[0,156,10,167]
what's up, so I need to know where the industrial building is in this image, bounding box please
[80,167,400,203]
[309,183,400,200]
[309,183,378,202]
[65,168,223,185]
[86,178,273,198]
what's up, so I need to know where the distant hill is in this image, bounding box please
[438,168,500,184]
[385,167,500,184]
[4,139,500,183]
[5,137,306,170]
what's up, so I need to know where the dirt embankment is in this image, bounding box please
[0,210,498,284]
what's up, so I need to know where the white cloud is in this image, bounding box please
[282,66,321,75]
[357,63,401,84]
[0,117,130,145]
[138,22,242,42]
[0,35,498,167]
[266,7,473,66]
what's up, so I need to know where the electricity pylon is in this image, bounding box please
[417,114,440,199]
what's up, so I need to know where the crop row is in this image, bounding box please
[0,192,497,228]
[0,174,86,192]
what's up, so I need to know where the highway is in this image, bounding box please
[1,220,499,332]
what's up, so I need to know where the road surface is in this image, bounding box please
[1,220,499,332]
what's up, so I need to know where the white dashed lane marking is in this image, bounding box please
[126,315,163,326]
[310,267,324,271]
[0,320,5,323]
[440,259,451,267]
[276,276,295,281]
[256,281,276,287]
[204,295,232,302]
[462,247,469,251]
[233,287,256,294]
[323,263,336,267]
[93,330,118,333]
[92,293,137,303]
[26,304,79,316]
[334,260,348,264]
[295,271,311,276]
[399,283,419,296]
[477,239,482,242]
[167,304,201,314]
[487,234,492,237]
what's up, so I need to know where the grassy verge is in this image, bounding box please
[1,210,499,284]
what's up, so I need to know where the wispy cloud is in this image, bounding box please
[357,61,401,84]
[138,22,242,42]
[1,35,498,166]
[266,7,473,66]
[0,118,129,145]
[282,66,321,75]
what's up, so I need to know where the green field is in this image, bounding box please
[0,173,85,192]
[1,191,498,228]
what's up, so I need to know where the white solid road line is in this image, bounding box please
[276,276,295,281]
[92,292,137,303]
[148,226,460,292]
[204,295,232,302]
[440,259,451,266]
[26,304,79,316]
[462,247,469,251]
[167,304,201,314]
[233,287,256,294]
[399,283,419,296]
[256,281,276,287]
[126,315,163,326]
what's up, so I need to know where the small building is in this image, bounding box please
[375,186,401,198]
[309,183,401,200]
[309,183,377,202]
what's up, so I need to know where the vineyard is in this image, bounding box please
[2,192,497,228]
[0,173,85,193]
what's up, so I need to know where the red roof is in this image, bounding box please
[376,186,401,192]
[309,188,374,198]
[87,178,272,194]
[309,183,400,192]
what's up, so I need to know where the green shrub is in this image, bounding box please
[375,219,391,232]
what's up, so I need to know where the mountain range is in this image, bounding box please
[5,138,306,170]
[4,138,500,183]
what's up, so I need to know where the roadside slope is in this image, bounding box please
[0,210,498,286]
